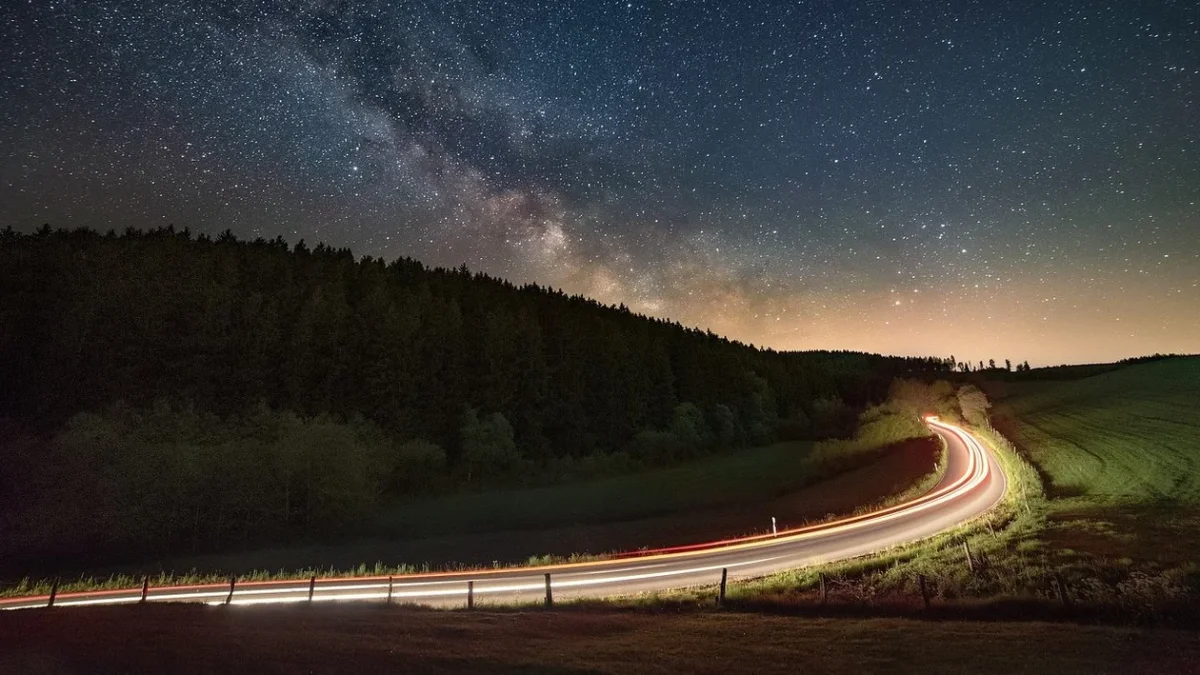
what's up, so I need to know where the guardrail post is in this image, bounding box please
[819,573,827,605]
[308,575,317,602]
[919,575,931,610]
[717,568,728,607]
[467,580,475,610]
[47,578,60,608]
[225,576,236,605]
[140,576,150,604]
[387,576,394,605]
[544,573,553,607]
[963,541,975,573]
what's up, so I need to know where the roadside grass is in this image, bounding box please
[5,604,1199,675]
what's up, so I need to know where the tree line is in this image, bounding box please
[943,355,1032,373]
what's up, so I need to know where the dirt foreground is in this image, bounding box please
[2,603,1199,674]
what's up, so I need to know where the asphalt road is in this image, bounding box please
[0,419,1005,611]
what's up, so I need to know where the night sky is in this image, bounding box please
[2,1,1198,365]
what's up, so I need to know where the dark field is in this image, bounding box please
[3,604,1198,674]
[153,437,939,576]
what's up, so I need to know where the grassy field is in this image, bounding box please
[993,357,1200,503]
[991,357,1200,569]
[376,440,820,537]
[372,436,939,538]
[3,604,1198,674]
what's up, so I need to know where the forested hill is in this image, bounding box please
[0,226,957,567]
[1,226,948,458]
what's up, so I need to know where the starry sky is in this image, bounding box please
[2,0,1198,366]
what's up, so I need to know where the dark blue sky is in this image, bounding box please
[2,0,1197,364]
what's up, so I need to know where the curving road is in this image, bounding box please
[0,419,1005,611]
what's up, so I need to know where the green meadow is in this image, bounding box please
[988,356,1200,578]
[994,357,1200,504]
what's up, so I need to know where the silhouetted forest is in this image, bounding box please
[0,226,952,568]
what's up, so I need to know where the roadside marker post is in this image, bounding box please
[386,576,394,604]
[140,576,149,604]
[963,541,975,573]
[771,517,777,535]
[47,578,60,608]
[919,575,931,610]
[544,573,553,607]
[717,568,728,607]
[225,576,236,605]
[308,575,317,602]
[467,580,475,610]
[819,573,827,605]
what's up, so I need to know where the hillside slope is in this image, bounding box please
[993,357,1200,569]
[995,357,1200,503]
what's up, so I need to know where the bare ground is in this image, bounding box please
[2,603,1198,674]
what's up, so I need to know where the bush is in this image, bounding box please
[631,429,684,465]
[670,402,712,456]
[810,397,856,439]
[0,401,397,564]
[707,403,744,447]
[460,407,521,482]
[391,439,448,493]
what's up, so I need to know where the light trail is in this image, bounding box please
[0,419,1006,611]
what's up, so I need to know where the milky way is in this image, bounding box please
[2,0,1198,365]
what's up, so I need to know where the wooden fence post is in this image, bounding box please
[544,573,553,607]
[919,575,931,610]
[140,576,150,604]
[47,578,60,608]
[1054,574,1071,607]
[225,576,236,605]
[819,573,827,605]
[468,580,475,610]
[717,568,728,607]
[387,576,394,605]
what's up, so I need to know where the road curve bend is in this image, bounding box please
[0,419,1006,611]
